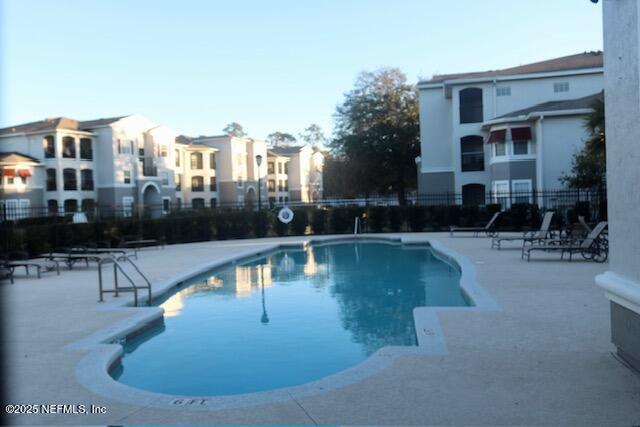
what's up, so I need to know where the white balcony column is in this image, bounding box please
[596,0,640,370]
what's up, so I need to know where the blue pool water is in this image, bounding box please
[112,241,467,396]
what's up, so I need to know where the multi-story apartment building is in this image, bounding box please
[267,146,324,203]
[266,150,290,204]
[174,136,219,208]
[182,135,268,207]
[0,115,178,217]
[416,51,604,205]
[1,116,325,217]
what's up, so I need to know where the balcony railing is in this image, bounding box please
[140,158,157,177]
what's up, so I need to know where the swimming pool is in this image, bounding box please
[111,240,468,396]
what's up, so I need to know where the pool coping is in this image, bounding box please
[69,234,501,411]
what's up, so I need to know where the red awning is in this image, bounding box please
[511,127,532,141]
[2,168,15,177]
[487,129,506,143]
[18,169,32,178]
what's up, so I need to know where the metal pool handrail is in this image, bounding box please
[98,255,152,307]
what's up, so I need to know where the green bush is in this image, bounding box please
[406,206,427,232]
[329,208,351,234]
[366,206,388,232]
[387,207,404,232]
[291,208,308,235]
[310,209,327,234]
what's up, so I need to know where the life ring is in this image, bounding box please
[277,206,294,224]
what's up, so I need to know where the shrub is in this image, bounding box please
[406,206,427,232]
[290,208,308,235]
[366,206,388,232]
[310,209,327,234]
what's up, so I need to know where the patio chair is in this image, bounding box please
[491,211,555,249]
[449,211,501,237]
[2,252,60,279]
[0,261,14,284]
[521,221,608,262]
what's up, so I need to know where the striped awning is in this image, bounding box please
[1,168,15,177]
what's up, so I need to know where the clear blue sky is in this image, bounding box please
[1,0,602,141]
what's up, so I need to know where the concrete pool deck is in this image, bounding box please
[2,233,639,425]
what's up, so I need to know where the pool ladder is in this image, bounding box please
[98,255,152,307]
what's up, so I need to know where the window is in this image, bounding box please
[494,142,507,157]
[80,138,93,160]
[278,196,283,203]
[210,176,217,191]
[284,196,289,202]
[554,82,569,93]
[46,169,57,191]
[63,168,77,190]
[278,163,283,174]
[269,196,276,204]
[210,198,217,208]
[81,169,94,190]
[513,140,529,155]
[175,149,180,167]
[64,199,78,213]
[122,196,134,217]
[459,87,483,124]
[512,180,533,204]
[492,181,509,207]
[43,136,55,158]
[190,152,203,169]
[47,199,58,214]
[237,179,244,189]
[460,135,485,172]
[192,176,204,191]
[62,136,76,158]
[284,180,289,191]
[284,163,289,174]
[278,180,283,191]
[496,86,511,97]
[268,179,276,192]
[175,174,182,191]
[162,198,171,214]
[209,153,216,169]
[268,162,275,174]
[192,198,205,209]
[159,145,168,157]
[160,172,169,186]
[123,169,131,184]
[81,198,95,213]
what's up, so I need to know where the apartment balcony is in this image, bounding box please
[139,158,158,177]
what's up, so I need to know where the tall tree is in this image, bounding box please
[331,68,420,204]
[223,122,247,138]
[267,132,297,147]
[560,93,606,190]
[299,124,327,147]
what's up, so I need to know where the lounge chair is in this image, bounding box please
[521,221,608,262]
[44,248,116,269]
[2,252,60,279]
[449,211,501,237]
[491,211,555,249]
[0,262,14,284]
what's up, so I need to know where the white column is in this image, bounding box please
[596,0,640,370]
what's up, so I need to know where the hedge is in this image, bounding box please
[0,202,599,256]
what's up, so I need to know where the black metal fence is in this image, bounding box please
[0,189,607,223]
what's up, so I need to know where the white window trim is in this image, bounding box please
[511,179,533,204]
[492,180,510,207]
[490,140,536,165]
[122,196,135,217]
[162,197,171,214]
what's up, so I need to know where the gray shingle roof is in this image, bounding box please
[421,51,603,85]
[270,146,303,156]
[0,115,127,136]
[0,152,42,164]
[496,92,603,119]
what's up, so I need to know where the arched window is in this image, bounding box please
[43,135,55,158]
[459,88,483,124]
[62,136,76,158]
[63,168,77,190]
[462,183,486,206]
[47,199,58,214]
[46,168,57,191]
[191,176,204,191]
[80,138,93,160]
[63,199,78,213]
[460,135,485,171]
[190,152,203,169]
[81,169,94,190]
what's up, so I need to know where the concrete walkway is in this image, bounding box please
[2,233,639,425]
